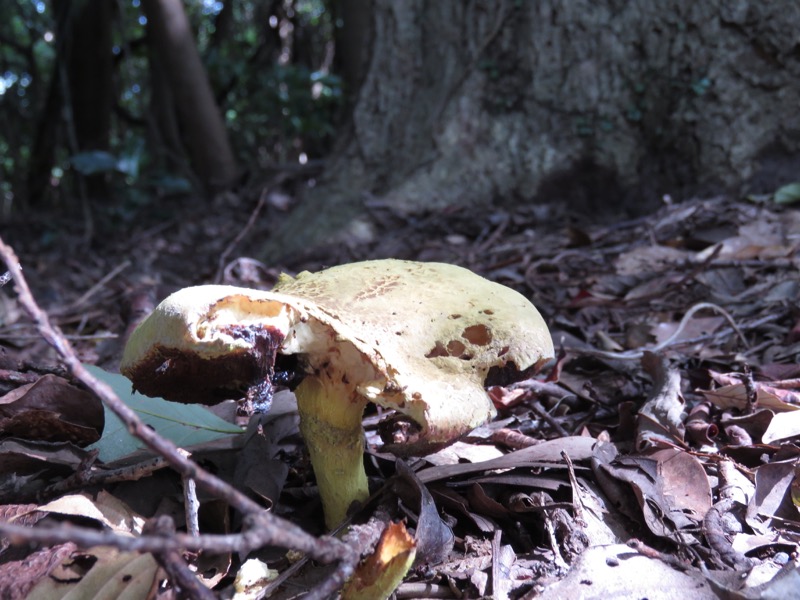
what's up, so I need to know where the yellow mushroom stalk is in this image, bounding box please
[294,376,370,526]
[120,260,554,529]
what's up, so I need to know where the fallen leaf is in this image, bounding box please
[341,521,416,600]
[701,383,797,412]
[534,544,718,600]
[431,486,498,533]
[85,365,243,463]
[762,411,800,444]
[651,316,725,345]
[637,352,686,449]
[37,491,144,535]
[0,543,78,600]
[746,460,798,534]
[422,441,504,466]
[594,446,711,544]
[0,439,92,499]
[417,436,596,484]
[773,182,800,205]
[394,460,454,565]
[0,375,103,445]
[26,548,160,600]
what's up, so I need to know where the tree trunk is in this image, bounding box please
[262,0,800,260]
[142,0,239,192]
[67,0,113,201]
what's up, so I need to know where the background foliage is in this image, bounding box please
[0,0,342,215]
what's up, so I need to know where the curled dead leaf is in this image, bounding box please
[341,521,416,600]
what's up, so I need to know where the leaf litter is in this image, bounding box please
[0,195,799,598]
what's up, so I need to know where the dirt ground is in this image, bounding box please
[1,191,799,599]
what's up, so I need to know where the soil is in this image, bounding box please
[1,189,799,598]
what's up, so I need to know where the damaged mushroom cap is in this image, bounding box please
[121,260,553,454]
[270,259,554,454]
[121,260,553,528]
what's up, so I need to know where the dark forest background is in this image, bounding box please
[2,0,800,257]
[2,4,800,598]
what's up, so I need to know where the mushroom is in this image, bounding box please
[120,260,553,528]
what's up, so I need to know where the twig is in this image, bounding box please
[528,400,570,438]
[395,582,455,599]
[491,528,503,600]
[567,301,748,361]
[145,516,216,600]
[57,260,130,314]
[561,451,586,526]
[27,456,170,502]
[180,449,201,537]
[215,192,267,283]
[0,236,357,599]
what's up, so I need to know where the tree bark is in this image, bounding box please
[27,0,112,205]
[142,0,239,192]
[262,0,800,260]
[67,0,113,201]
[332,0,372,107]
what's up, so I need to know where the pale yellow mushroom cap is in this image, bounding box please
[272,260,553,452]
[121,260,553,454]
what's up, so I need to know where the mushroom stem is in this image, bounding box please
[295,375,370,529]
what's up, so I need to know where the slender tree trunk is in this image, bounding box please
[27,0,114,206]
[26,60,63,207]
[67,0,113,201]
[142,0,239,192]
[26,0,72,206]
[333,0,372,107]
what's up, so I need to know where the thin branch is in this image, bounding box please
[0,236,357,599]
[214,191,267,283]
[145,516,217,600]
[566,301,748,361]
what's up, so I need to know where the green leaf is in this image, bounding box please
[84,365,243,463]
[774,182,800,205]
[148,174,193,194]
[70,151,120,175]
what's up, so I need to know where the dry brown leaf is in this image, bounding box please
[340,521,416,600]
[393,460,454,566]
[594,446,711,544]
[26,548,160,600]
[417,436,596,484]
[651,316,726,345]
[614,245,693,276]
[0,438,91,499]
[0,375,103,445]
[702,383,797,412]
[38,491,145,535]
[467,483,510,520]
[746,459,798,534]
[534,543,717,600]
[431,486,498,533]
[0,543,78,600]
[637,352,686,449]
[697,217,800,261]
[422,441,504,467]
[762,411,800,444]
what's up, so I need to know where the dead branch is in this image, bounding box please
[0,236,357,599]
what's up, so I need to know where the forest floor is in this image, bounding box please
[1,189,799,599]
